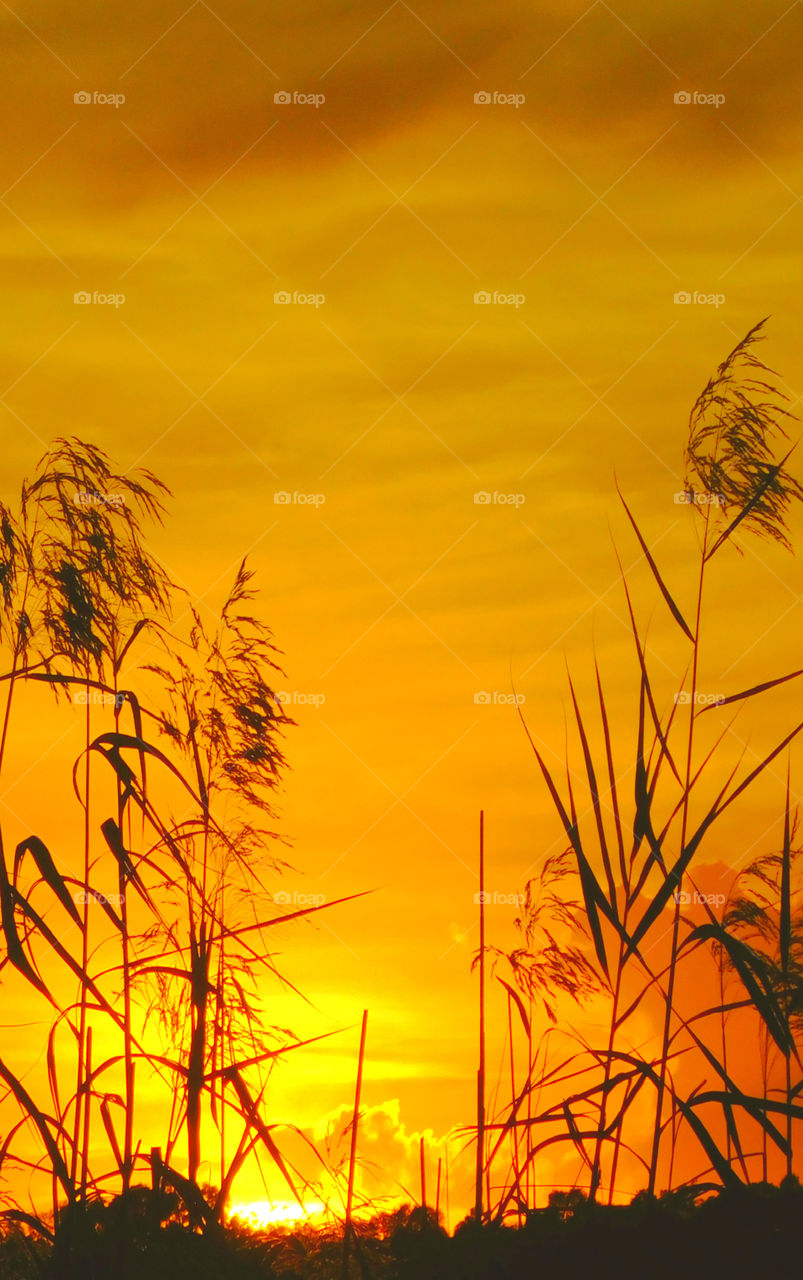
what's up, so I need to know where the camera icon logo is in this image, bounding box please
[274,91,292,105]
[674,291,692,304]
[473,492,492,505]
[274,291,292,304]
[74,291,92,304]
[474,91,491,104]
[273,492,292,504]
[674,91,692,104]
[474,691,491,704]
[74,91,92,105]
[474,291,491,304]
[274,890,291,905]
[473,891,490,904]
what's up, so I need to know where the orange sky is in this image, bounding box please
[2,0,803,1225]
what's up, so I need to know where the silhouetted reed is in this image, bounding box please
[478,320,803,1217]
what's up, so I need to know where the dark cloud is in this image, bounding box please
[4,0,801,208]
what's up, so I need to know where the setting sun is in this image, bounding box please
[228,1201,327,1230]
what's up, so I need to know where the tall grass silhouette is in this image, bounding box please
[476,319,803,1217]
[0,441,361,1275]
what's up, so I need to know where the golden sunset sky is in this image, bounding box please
[2,0,803,1222]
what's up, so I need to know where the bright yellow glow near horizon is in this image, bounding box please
[228,1200,327,1230]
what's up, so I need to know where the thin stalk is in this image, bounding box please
[186,686,214,1184]
[606,864,646,1201]
[113,670,134,1194]
[526,1000,532,1210]
[648,498,713,1193]
[342,1009,368,1280]
[506,992,522,1224]
[475,810,486,1224]
[781,780,793,1178]
[719,952,731,1167]
[80,1027,92,1203]
[761,1025,769,1181]
[667,1093,679,1189]
[598,935,626,1202]
[786,1049,793,1179]
[71,667,92,1193]
[218,892,226,1196]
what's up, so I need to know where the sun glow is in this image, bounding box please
[228,1199,328,1230]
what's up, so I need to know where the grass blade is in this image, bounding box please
[618,483,695,641]
[700,667,803,713]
